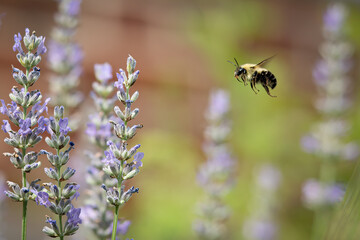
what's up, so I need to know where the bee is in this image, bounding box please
[228,56,277,97]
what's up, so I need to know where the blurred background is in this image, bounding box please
[0,0,360,239]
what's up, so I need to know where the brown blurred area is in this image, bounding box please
[0,0,354,239]
[0,0,330,167]
[0,0,216,172]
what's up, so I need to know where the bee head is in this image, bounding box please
[235,68,246,77]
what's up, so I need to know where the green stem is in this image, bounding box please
[21,170,27,240]
[20,66,31,240]
[22,199,28,240]
[111,176,123,240]
[56,148,64,240]
[111,205,120,240]
[58,214,64,240]
[110,85,130,240]
[23,69,29,117]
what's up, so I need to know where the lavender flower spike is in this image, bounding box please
[38,106,81,239]
[47,0,83,130]
[194,89,236,240]
[1,28,49,240]
[243,164,282,240]
[301,3,355,239]
[82,62,131,239]
[101,56,143,240]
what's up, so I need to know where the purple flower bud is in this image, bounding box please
[59,118,71,135]
[207,89,230,120]
[63,0,81,16]
[94,63,112,83]
[66,207,82,226]
[103,150,119,165]
[302,179,344,207]
[312,60,328,86]
[0,99,8,115]
[115,72,125,91]
[13,32,24,55]
[85,122,97,137]
[1,120,12,133]
[37,37,47,55]
[300,135,319,153]
[36,116,49,135]
[127,55,136,74]
[35,191,51,207]
[324,4,345,34]
[18,118,32,136]
[132,152,144,168]
[99,123,112,138]
[243,220,277,240]
[117,220,131,235]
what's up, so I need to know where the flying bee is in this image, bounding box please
[228,56,277,97]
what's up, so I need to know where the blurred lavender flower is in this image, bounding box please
[243,220,277,240]
[256,164,281,192]
[242,164,282,240]
[323,4,345,35]
[82,62,131,239]
[302,179,344,208]
[47,0,83,130]
[38,106,81,239]
[193,89,236,240]
[100,55,143,240]
[301,3,354,239]
[1,28,49,240]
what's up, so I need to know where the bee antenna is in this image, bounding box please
[227,60,237,67]
[234,58,240,67]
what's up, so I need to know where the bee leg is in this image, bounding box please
[253,81,260,92]
[250,79,258,94]
[251,72,260,92]
[262,84,277,97]
[241,75,247,86]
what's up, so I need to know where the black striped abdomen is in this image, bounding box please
[265,71,277,89]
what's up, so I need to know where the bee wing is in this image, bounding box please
[256,55,276,67]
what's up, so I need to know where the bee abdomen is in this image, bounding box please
[265,71,277,89]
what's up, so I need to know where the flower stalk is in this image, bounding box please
[82,63,131,239]
[193,89,236,240]
[1,28,48,240]
[48,0,83,129]
[300,4,356,239]
[100,55,143,240]
[36,106,81,239]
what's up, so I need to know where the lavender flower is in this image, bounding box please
[243,164,282,240]
[38,106,81,239]
[301,3,354,239]
[301,2,353,201]
[193,89,236,240]
[47,0,83,130]
[100,55,143,240]
[243,220,277,240]
[82,62,132,239]
[302,179,344,208]
[1,28,49,240]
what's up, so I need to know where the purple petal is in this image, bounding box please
[35,191,51,207]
